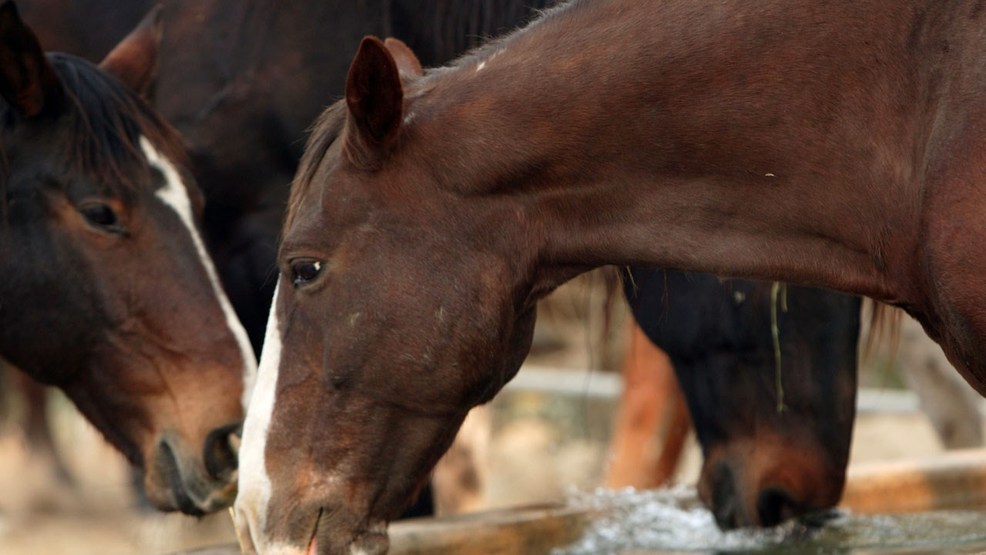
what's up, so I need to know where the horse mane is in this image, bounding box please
[1,53,187,198]
[392,0,561,67]
[285,0,576,233]
[861,298,902,363]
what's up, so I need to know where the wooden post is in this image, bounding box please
[841,449,986,513]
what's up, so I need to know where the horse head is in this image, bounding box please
[623,269,860,529]
[234,36,548,553]
[0,1,255,514]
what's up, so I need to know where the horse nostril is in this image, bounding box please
[708,460,743,530]
[756,486,797,527]
[204,423,240,481]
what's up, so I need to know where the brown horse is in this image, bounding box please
[0,2,254,514]
[236,0,986,552]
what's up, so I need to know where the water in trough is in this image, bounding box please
[555,486,986,554]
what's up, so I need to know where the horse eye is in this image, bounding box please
[80,202,123,233]
[290,258,324,287]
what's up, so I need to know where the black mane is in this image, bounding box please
[287,0,563,231]
[2,53,186,195]
[391,0,559,67]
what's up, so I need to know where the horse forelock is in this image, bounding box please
[1,53,188,197]
[285,101,347,233]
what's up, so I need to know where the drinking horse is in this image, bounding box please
[622,269,860,529]
[236,0,986,551]
[22,2,980,537]
[610,277,980,506]
[0,2,255,514]
[47,0,938,533]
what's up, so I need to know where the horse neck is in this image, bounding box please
[409,0,946,304]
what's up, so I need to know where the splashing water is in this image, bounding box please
[554,486,986,554]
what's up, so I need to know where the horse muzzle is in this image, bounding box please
[311,511,389,555]
[698,443,846,530]
[144,429,240,515]
[234,497,389,555]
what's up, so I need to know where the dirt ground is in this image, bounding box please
[1,277,982,555]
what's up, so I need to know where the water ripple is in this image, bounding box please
[554,486,986,554]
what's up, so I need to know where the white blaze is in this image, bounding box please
[235,279,286,552]
[139,136,258,406]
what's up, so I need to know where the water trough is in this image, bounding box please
[173,447,986,555]
[175,365,986,554]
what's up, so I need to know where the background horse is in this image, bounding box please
[0,2,254,514]
[608,293,981,498]
[236,0,986,552]
[620,269,859,529]
[609,271,982,526]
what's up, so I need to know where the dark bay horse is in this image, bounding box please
[235,0,986,552]
[623,269,860,529]
[0,2,255,514]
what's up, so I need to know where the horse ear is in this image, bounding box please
[345,36,403,151]
[383,38,423,81]
[0,0,62,117]
[99,4,163,97]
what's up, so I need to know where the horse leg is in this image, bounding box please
[897,312,984,449]
[0,361,10,428]
[605,320,690,489]
[13,371,74,485]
